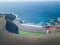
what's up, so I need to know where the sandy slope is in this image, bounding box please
[0,16,60,45]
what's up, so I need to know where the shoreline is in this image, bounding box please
[21,24,42,28]
[18,23,47,33]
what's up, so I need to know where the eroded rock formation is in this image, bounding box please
[0,13,19,34]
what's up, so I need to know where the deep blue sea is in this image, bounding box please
[0,1,60,26]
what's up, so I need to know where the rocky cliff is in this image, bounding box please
[0,13,16,21]
[0,13,19,34]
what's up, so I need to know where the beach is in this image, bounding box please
[15,22,47,33]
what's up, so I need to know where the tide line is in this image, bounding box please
[21,24,42,28]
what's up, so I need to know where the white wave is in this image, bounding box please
[15,14,18,19]
[58,17,60,21]
[36,22,44,26]
[24,23,35,25]
[21,23,42,28]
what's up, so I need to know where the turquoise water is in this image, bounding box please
[0,1,60,26]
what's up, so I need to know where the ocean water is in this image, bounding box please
[0,1,60,26]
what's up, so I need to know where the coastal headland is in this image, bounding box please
[0,14,60,45]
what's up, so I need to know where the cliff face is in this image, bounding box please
[5,14,16,21]
[6,20,19,34]
[0,13,16,21]
[0,13,19,34]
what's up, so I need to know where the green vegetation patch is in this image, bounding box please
[19,30,45,36]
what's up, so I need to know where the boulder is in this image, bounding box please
[5,14,16,21]
[6,20,19,34]
[0,13,19,34]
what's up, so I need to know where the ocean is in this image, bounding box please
[0,1,60,26]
